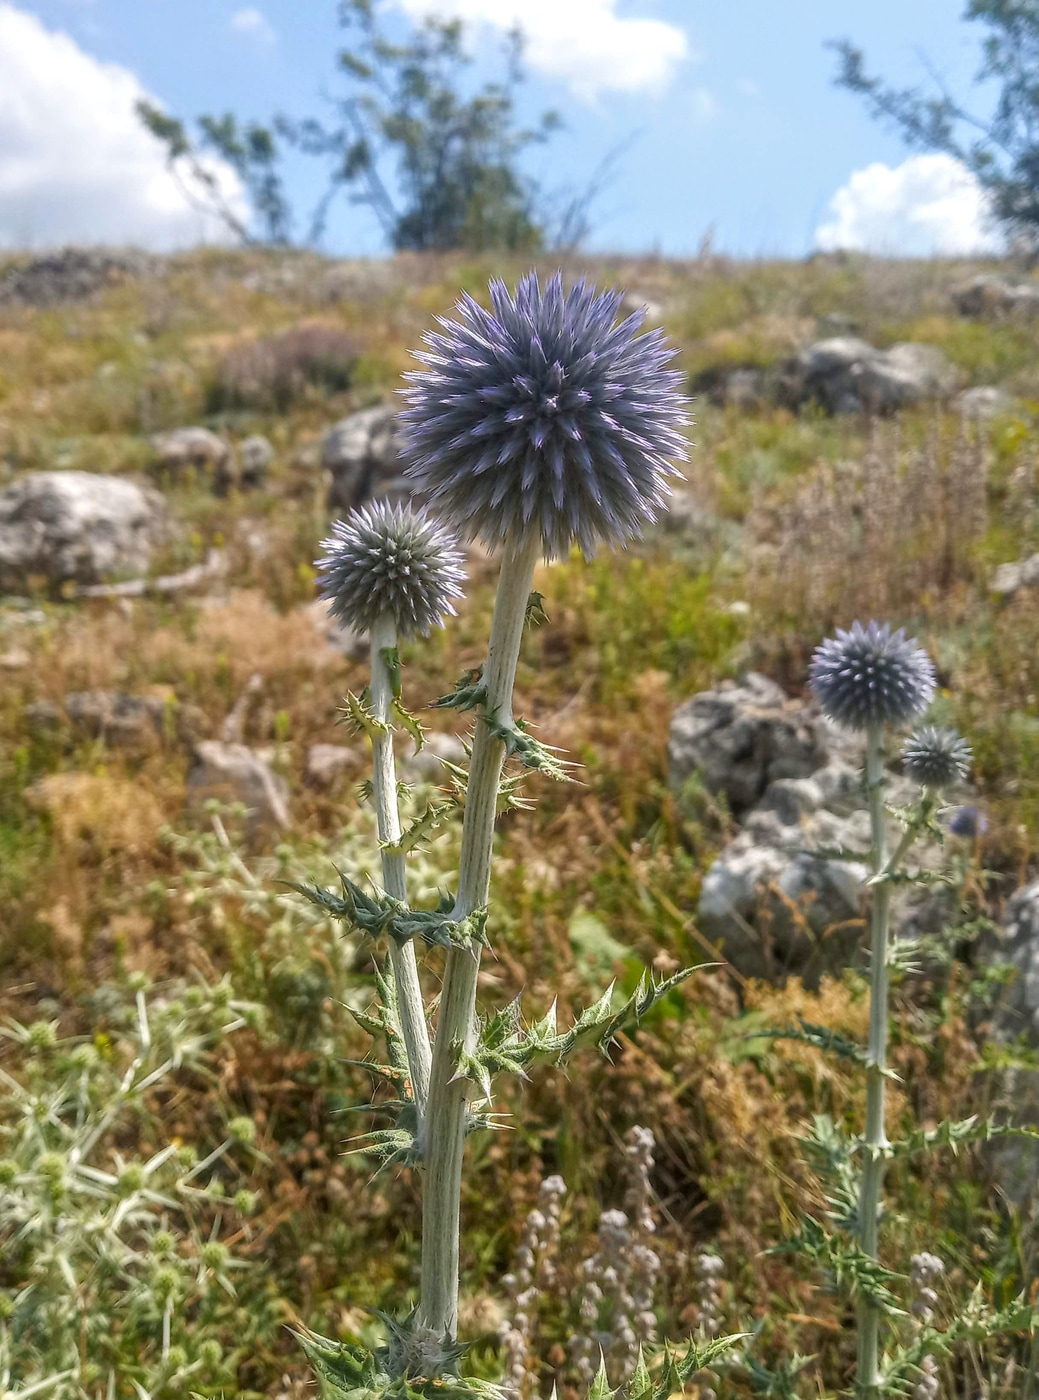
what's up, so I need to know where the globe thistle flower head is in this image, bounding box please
[315,500,466,637]
[901,725,972,790]
[398,270,691,559]
[809,620,936,730]
[948,804,988,839]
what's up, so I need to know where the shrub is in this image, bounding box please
[207,324,363,413]
[0,980,257,1397]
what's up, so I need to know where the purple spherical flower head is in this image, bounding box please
[948,804,988,839]
[809,620,936,730]
[398,270,691,559]
[315,500,466,638]
[901,725,972,790]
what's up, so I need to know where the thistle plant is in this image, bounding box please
[764,620,1039,1397]
[297,272,735,1398]
[0,979,256,1399]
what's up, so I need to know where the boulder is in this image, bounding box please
[0,471,168,590]
[990,553,1039,599]
[671,674,956,983]
[953,274,1039,319]
[954,385,1013,420]
[26,690,205,750]
[698,774,869,982]
[0,248,152,308]
[305,743,359,787]
[187,740,290,833]
[322,404,410,514]
[798,337,957,414]
[239,434,274,488]
[668,672,828,817]
[150,427,232,490]
[697,755,949,985]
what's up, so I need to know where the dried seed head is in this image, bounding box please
[316,500,466,637]
[809,620,936,730]
[399,271,690,558]
[901,725,972,790]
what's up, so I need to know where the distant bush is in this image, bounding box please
[207,324,363,413]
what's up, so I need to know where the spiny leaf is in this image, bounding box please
[741,1351,815,1400]
[749,1016,866,1064]
[588,1355,615,1400]
[774,1215,904,1314]
[882,1286,1038,1388]
[650,1334,750,1400]
[453,967,697,1103]
[380,646,403,700]
[382,799,459,857]
[290,875,484,951]
[525,590,550,627]
[889,1114,1039,1160]
[484,714,576,782]
[338,688,389,739]
[393,698,425,751]
[431,667,487,712]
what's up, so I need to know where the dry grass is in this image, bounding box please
[747,414,990,630]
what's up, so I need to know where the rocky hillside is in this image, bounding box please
[2,244,1039,1395]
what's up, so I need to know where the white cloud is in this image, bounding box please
[230,7,276,48]
[816,153,1003,258]
[0,3,246,251]
[393,0,689,100]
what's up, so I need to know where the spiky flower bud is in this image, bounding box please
[399,271,690,558]
[809,620,936,730]
[316,501,466,638]
[901,726,972,790]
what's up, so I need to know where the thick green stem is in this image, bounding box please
[418,532,540,1338]
[856,722,891,1398]
[370,613,432,1117]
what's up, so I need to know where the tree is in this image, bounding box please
[137,103,292,246]
[138,2,560,253]
[281,1,558,251]
[832,2,1039,251]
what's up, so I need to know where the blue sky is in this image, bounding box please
[0,0,1001,256]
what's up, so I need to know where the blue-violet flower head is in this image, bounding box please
[901,725,972,790]
[398,270,690,558]
[809,620,936,730]
[315,500,465,637]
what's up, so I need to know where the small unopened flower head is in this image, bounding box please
[901,725,972,790]
[948,803,988,840]
[809,621,936,730]
[316,501,466,637]
[399,271,690,558]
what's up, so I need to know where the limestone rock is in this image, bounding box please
[668,672,828,817]
[305,743,359,787]
[953,274,1039,319]
[187,741,290,832]
[150,427,232,489]
[954,385,1013,420]
[798,337,957,413]
[239,434,274,488]
[0,471,168,590]
[322,404,411,514]
[991,553,1039,599]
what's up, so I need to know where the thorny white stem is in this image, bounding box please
[418,532,540,1339]
[856,722,891,1399]
[370,612,433,1115]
